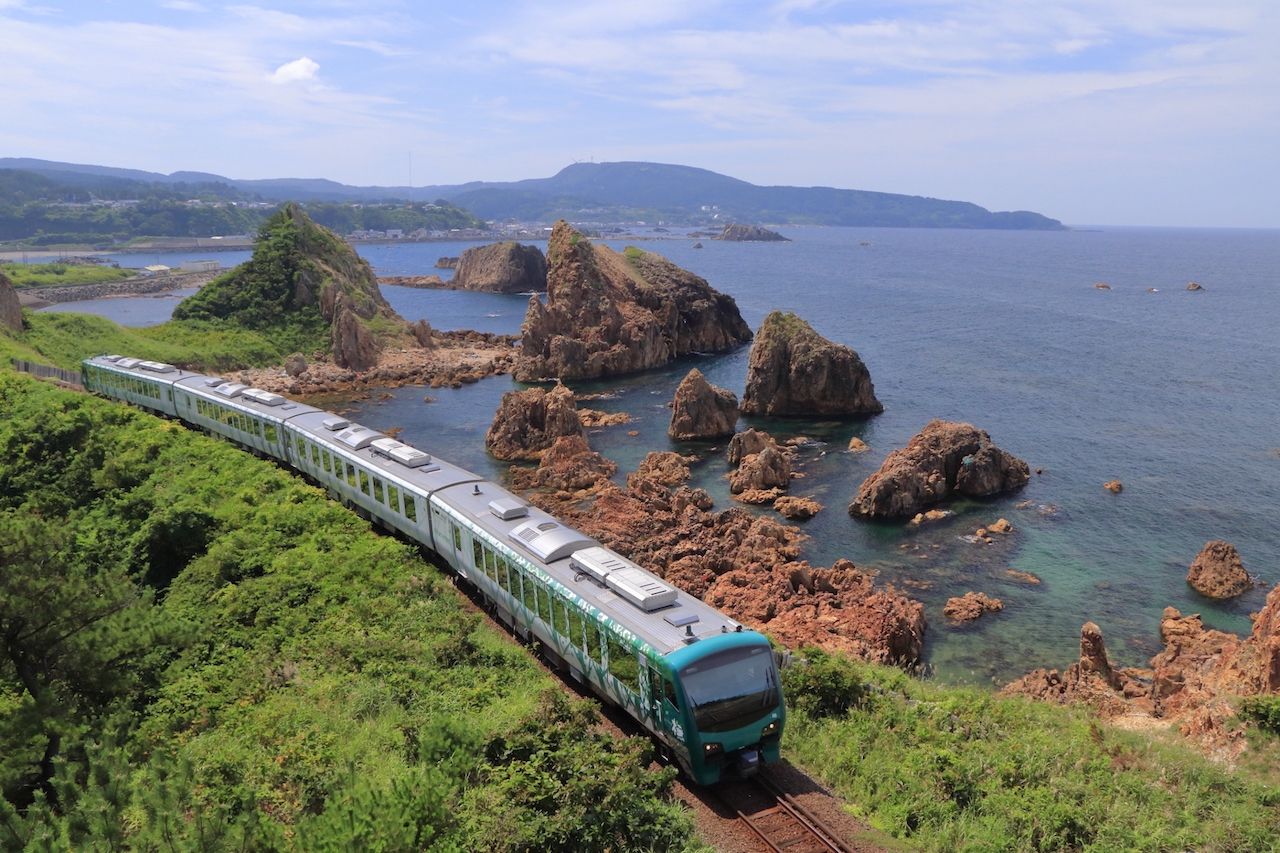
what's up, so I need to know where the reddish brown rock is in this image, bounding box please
[1005,568,1042,585]
[727,428,773,467]
[741,311,881,417]
[1104,480,1123,494]
[515,221,751,382]
[379,274,447,289]
[1186,540,1252,600]
[668,368,738,440]
[987,518,1013,535]
[847,437,869,453]
[510,434,617,492]
[0,271,22,333]
[849,420,1030,519]
[729,444,791,495]
[1001,622,1135,716]
[774,496,822,520]
[943,592,1005,623]
[733,487,784,505]
[578,408,631,428]
[520,457,926,665]
[484,384,582,461]
[628,452,692,488]
[451,241,547,293]
[329,292,381,372]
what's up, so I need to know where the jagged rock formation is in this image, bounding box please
[740,311,882,417]
[514,221,752,381]
[727,428,773,467]
[1005,584,1280,734]
[944,592,1005,622]
[509,434,617,492]
[379,274,446,289]
[849,420,1030,519]
[451,241,548,293]
[714,223,790,242]
[668,368,738,440]
[435,257,459,269]
[1187,540,1252,600]
[774,496,822,519]
[484,384,583,461]
[730,443,791,495]
[172,204,410,371]
[0,271,22,333]
[522,454,925,664]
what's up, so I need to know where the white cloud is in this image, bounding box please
[270,56,319,84]
[160,0,205,11]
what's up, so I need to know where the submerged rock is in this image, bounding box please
[943,592,1004,623]
[515,221,751,382]
[484,384,582,461]
[741,311,882,417]
[451,241,547,293]
[1186,540,1252,600]
[849,420,1030,519]
[1104,480,1124,494]
[774,495,822,520]
[668,368,739,440]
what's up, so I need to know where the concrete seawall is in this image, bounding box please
[17,269,224,306]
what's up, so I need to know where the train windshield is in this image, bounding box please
[680,644,778,733]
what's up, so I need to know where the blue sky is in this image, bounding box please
[2,0,1277,226]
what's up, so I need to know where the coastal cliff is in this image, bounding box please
[173,204,411,371]
[514,221,751,382]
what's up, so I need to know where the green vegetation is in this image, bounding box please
[623,246,645,261]
[0,372,694,850]
[0,168,484,245]
[0,311,287,372]
[782,649,1280,852]
[1242,696,1280,734]
[0,261,135,289]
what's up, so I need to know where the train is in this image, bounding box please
[81,355,785,784]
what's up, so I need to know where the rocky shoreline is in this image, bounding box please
[16,269,224,307]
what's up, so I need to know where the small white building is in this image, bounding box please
[142,264,171,275]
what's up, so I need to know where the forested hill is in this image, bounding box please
[2,157,1064,230]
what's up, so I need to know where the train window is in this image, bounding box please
[321,450,331,472]
[254,420,264,438]
[565,603,585,653]
[496,554,511,593]
[585,620,603,664]
[452,524,462,551]
[345,463,357,487]
[472,539,484,573]
[664,677,678,707]
[520,569,536,613]
[404,497,417,522]
[607,632,639,686]
[373,478,385,503]
[358,470,370,495]
[166,388,173,402]
[387,484,399,512]
[310,445,320,465]
[483,549,495,578]
[537,581,553,626]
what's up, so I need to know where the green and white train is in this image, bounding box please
[82,355,785,784]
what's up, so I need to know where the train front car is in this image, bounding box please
[668,631,784,785]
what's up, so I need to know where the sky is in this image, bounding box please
[1,0,1277,227]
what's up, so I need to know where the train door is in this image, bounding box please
[643,659,681,740]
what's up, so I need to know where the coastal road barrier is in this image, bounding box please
[11,358,83,388]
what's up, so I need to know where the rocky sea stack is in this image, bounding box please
[451,241,547,293]
[514,221,752,382]
[741,311,882,417]
[484,384,582,461]
[850,419,1030,519]
[0,271,22,333]
[714,223,790,242]
[668,368,738,440]
[1187,540,1253,600]
[173,204,410,371]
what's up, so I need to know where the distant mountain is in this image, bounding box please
[0,158,1064,229]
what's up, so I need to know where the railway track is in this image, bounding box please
[714,773,856,853]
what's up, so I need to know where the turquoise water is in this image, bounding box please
[44,226,1280,685]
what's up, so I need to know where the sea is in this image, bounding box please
[39,226,1280,686]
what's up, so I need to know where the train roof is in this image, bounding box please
[84,354,754,658]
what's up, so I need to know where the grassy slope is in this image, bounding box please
[1,261,136,288]
[0,372,693,850]
[783,650,1280,852]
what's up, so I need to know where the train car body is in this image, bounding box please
[81,354,785,784]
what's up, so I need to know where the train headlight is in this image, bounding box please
[761,720,780,737]
[703,742,723,757]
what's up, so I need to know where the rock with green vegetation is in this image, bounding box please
[0,271,21,332]
[451,241,547,293]
[515,220,751,381]
[173,203,410,371]
[713,223,791,241]
[741,311,882,417]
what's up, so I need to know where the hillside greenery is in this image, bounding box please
[782,649,1280,852]
[0,261,136,289]
[0,371,695,850]
[0,168,484,245]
